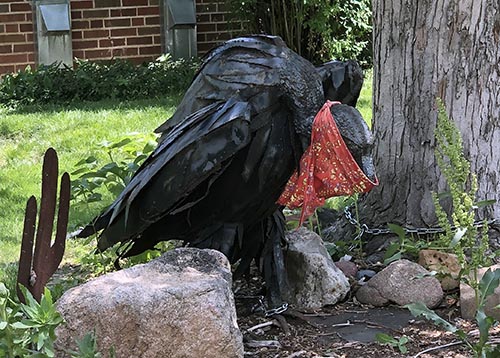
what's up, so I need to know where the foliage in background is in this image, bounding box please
[71,132,158,208]
[0,55,199,107]
[227,0,372,66]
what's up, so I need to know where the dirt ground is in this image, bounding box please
[235,278,485,358]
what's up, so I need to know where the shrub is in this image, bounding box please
[226,0,372,66]
[0,55,199,107]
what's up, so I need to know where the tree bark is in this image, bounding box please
[362,0,500,229]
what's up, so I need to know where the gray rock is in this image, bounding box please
[284,228,350,310]
[55,248,243,358]
[356,259,443,309]
[460,264,500,320]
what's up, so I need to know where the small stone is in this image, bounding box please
[284,228,350,310]
[335,260,358,277]
[356,259,443,308]
[418,249,460,290]
[460,264,500,320]
[356,269,377,281]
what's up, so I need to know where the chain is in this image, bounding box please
[343,205,497,238]
[237,295,289,317]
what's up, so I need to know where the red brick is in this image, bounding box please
[0,64,16,75]
[72,30,83,39]
[139,45,161,55]
[137,6,158,16]
[71,10,83,19]
[110,28,136,37]
[123,0,148,5]
[110,8,136,16]
[0,24,4,33]
[0,33,25,43]
[99,38,125,47]
[25,12,32,21]
[10,3,31,12]
[0,4,9,13]
[105,18,131,27]
[27,53,34,62]
[72,20,90,29]
[0,13,25,23]
[73,49,85,58]
[196,3,216,12]
[197,33,206,42]
[82,9,109,18]
[71,1,94,10]
[198,23,215,32]
[13,44,33,52]
[153,35,160,44]
[196,14,209,23]
[84,29,109,38]
[90,20,104,28]
[73,39,98,49]
[131,18,144,26]
[127,36,152,45]
[0,53,28,64]
[94,0,121,7]
[210,13,225,22]
[137,27,159,36]
[145,16,159,25]
[149,0,159,5]
[0,45,12,54]
[25,33,33,41]
[85,48,112,58]
[5,24,18,33]
[19,23,33,32]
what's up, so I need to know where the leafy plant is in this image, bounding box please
[71,132,158,208]
[375,333,409,354]
[406,268,500,357]
[0,56,199,107]
[226,0,372,66]
[0,283,63,357]
[67,331,115,358]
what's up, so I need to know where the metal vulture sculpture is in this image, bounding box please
[79,35,377,306]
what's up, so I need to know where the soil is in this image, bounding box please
[234,276,484,358]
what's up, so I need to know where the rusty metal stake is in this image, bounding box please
[17,148,70,303]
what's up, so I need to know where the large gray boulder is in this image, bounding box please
[356,259,443,309]
[284,228,350,310]
[55,248,243,358]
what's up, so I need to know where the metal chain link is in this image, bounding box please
[343,205,497,238]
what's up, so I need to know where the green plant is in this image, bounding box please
[375,333,409,354]
[406,268,500,357]
[71,132,158,207]
[0,56,199,107]
[0,283,63,357]
[226,0,372,66]
[67,331,115,358]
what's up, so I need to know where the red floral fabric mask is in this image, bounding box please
[277,100,378,226]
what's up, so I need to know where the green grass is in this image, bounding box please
[0,98,180,266]
[358,69,373,126]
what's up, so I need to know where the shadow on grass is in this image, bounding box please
[1,95,183,115]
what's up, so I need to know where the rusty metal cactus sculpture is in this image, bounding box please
[17,148,70,303]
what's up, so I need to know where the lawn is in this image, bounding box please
[0,98,180,267]
[0,73,372,269]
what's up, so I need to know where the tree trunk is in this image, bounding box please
[362,0,500,229]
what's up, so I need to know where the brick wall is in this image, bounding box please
[71,0,161,64]
[0,0,240,77]
[196,0,237,55]
[0,1,35,76]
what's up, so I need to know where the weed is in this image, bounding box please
[375,333,409,354]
